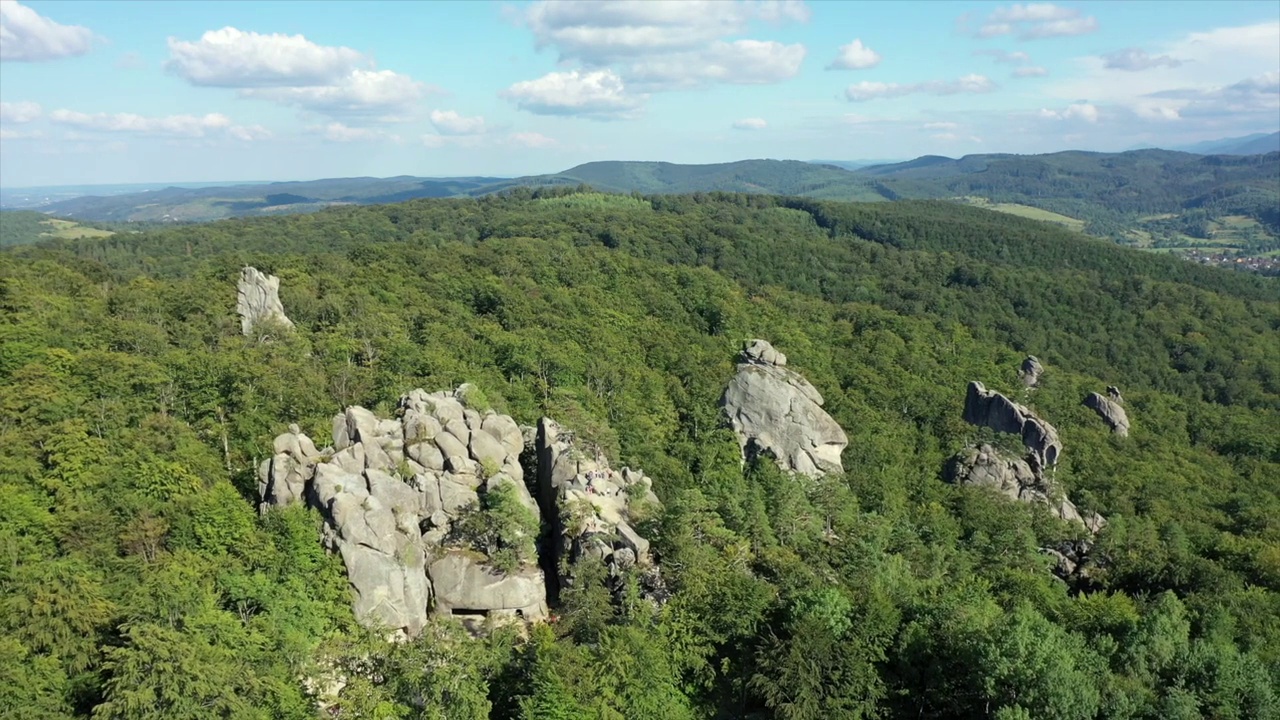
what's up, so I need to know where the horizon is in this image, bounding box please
[1,0,1278,187]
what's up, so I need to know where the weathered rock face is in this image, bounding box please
[258,386,546,637]
[721,339,848,477]
[962,381,1062,471]
[237,266,294,336]
[536,418,667,606]
[1020,356,1044,388]
[945,444,1101,530]
[1084,392,1130,437]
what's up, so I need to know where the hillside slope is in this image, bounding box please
[4,189,1277,717]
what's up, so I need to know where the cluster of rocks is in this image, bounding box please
[536,418,667,606]
[259,386,546,637]
[952,373,1108,583]
[237,266,293,337]
[259,386,667,638]
[1084,387,1130,437]
[721,339,848,478]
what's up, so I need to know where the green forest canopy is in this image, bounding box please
[1,188,1278,719]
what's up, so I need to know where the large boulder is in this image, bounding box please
[963,381,1062,470]
[258,386,546,637]
[536,418,667,606]
[237,266,294,336]
[1083,392,1130,437]
[721,339,848,477]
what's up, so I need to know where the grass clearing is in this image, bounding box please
[953,197,1086,231]
[42,218,114,239]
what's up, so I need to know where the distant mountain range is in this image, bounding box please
[4,149,1276,256]
[1168,132,1280,156]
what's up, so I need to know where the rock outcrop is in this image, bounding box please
[1019,356,1044,388]
[1084,391,1130,437]
[258,386,546,637]
[945,444,1103,532]
[237,266,294,336]
[535,418,666,606]
[721,339,848,477]
[962,381,1061,471]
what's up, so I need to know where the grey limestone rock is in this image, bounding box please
[946,444,1105,532]
[963,381,1062,470]
[236,266,294,337]
[721,339,848,477]
[1084,392,1130,437]
[535,417,665,606]
[258,385,546,637]
[1020,356,1045,388]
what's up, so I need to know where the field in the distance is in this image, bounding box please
[953,197,1086,231]
[42,218,115,239]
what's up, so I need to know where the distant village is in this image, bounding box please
[1181,249,1280,276]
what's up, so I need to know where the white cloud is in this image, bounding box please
[48,108,270,139]
[430,110,487,135]
[502,69,646,120]
[507,131,557,148]
[0,127,42,140]
[931,132,959,141]
[518,0,809,97]
[1014,66,1048,77]
[1038,102,1099,123]
[317,122,393,142]
[975,49,1032,65]
[524,0,808,65]
[627,39,805,88]
[0,100,41,123]
[239,69,429,120]
[733,117,768,130]
[1102,47,1183,71]
[846,74,996,101]
[0,0,94,62]
[971,3,1098,40]
[166,26,429,122]
[165,27,367,87]
[827,39,880,70]
[922,121,958,130]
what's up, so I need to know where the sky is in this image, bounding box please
[0,0,1277,186]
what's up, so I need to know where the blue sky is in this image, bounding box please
[1,0,1277,186]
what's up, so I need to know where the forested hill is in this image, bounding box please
[3,188,1278,718]
[862,149,1280,239]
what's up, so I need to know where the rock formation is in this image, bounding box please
[1019,356,1044,388]
[237,266,294,336]
[258,386,546,637]
[536,418,666,606]
[1084,391,1130,437]
[721,339,848,477]
[945,444,1103,531]
[962,381,1061,471]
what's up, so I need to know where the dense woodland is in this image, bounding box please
[2,189,1279,719]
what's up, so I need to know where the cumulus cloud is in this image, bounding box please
[969,3,1098,40]
[239,69,429,120]
[1150,72,1279,115]
[166,27,367,86]
[48,108,270,139]
[733,117,768,130]
[627,39,805,88]
[166,26,429,121]
[0,0,94,62]
[1038,102,1099,123]
[502,69,646,120]
[974,49,1031,64]
[846,74,996,101]
[1102,47,1183,71]
[922,121,958,130]
[429,110,487,135]
[514,0,809,104]
[0,99,41,123]
[827,39,881,70]
[1014,66,1048,77]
